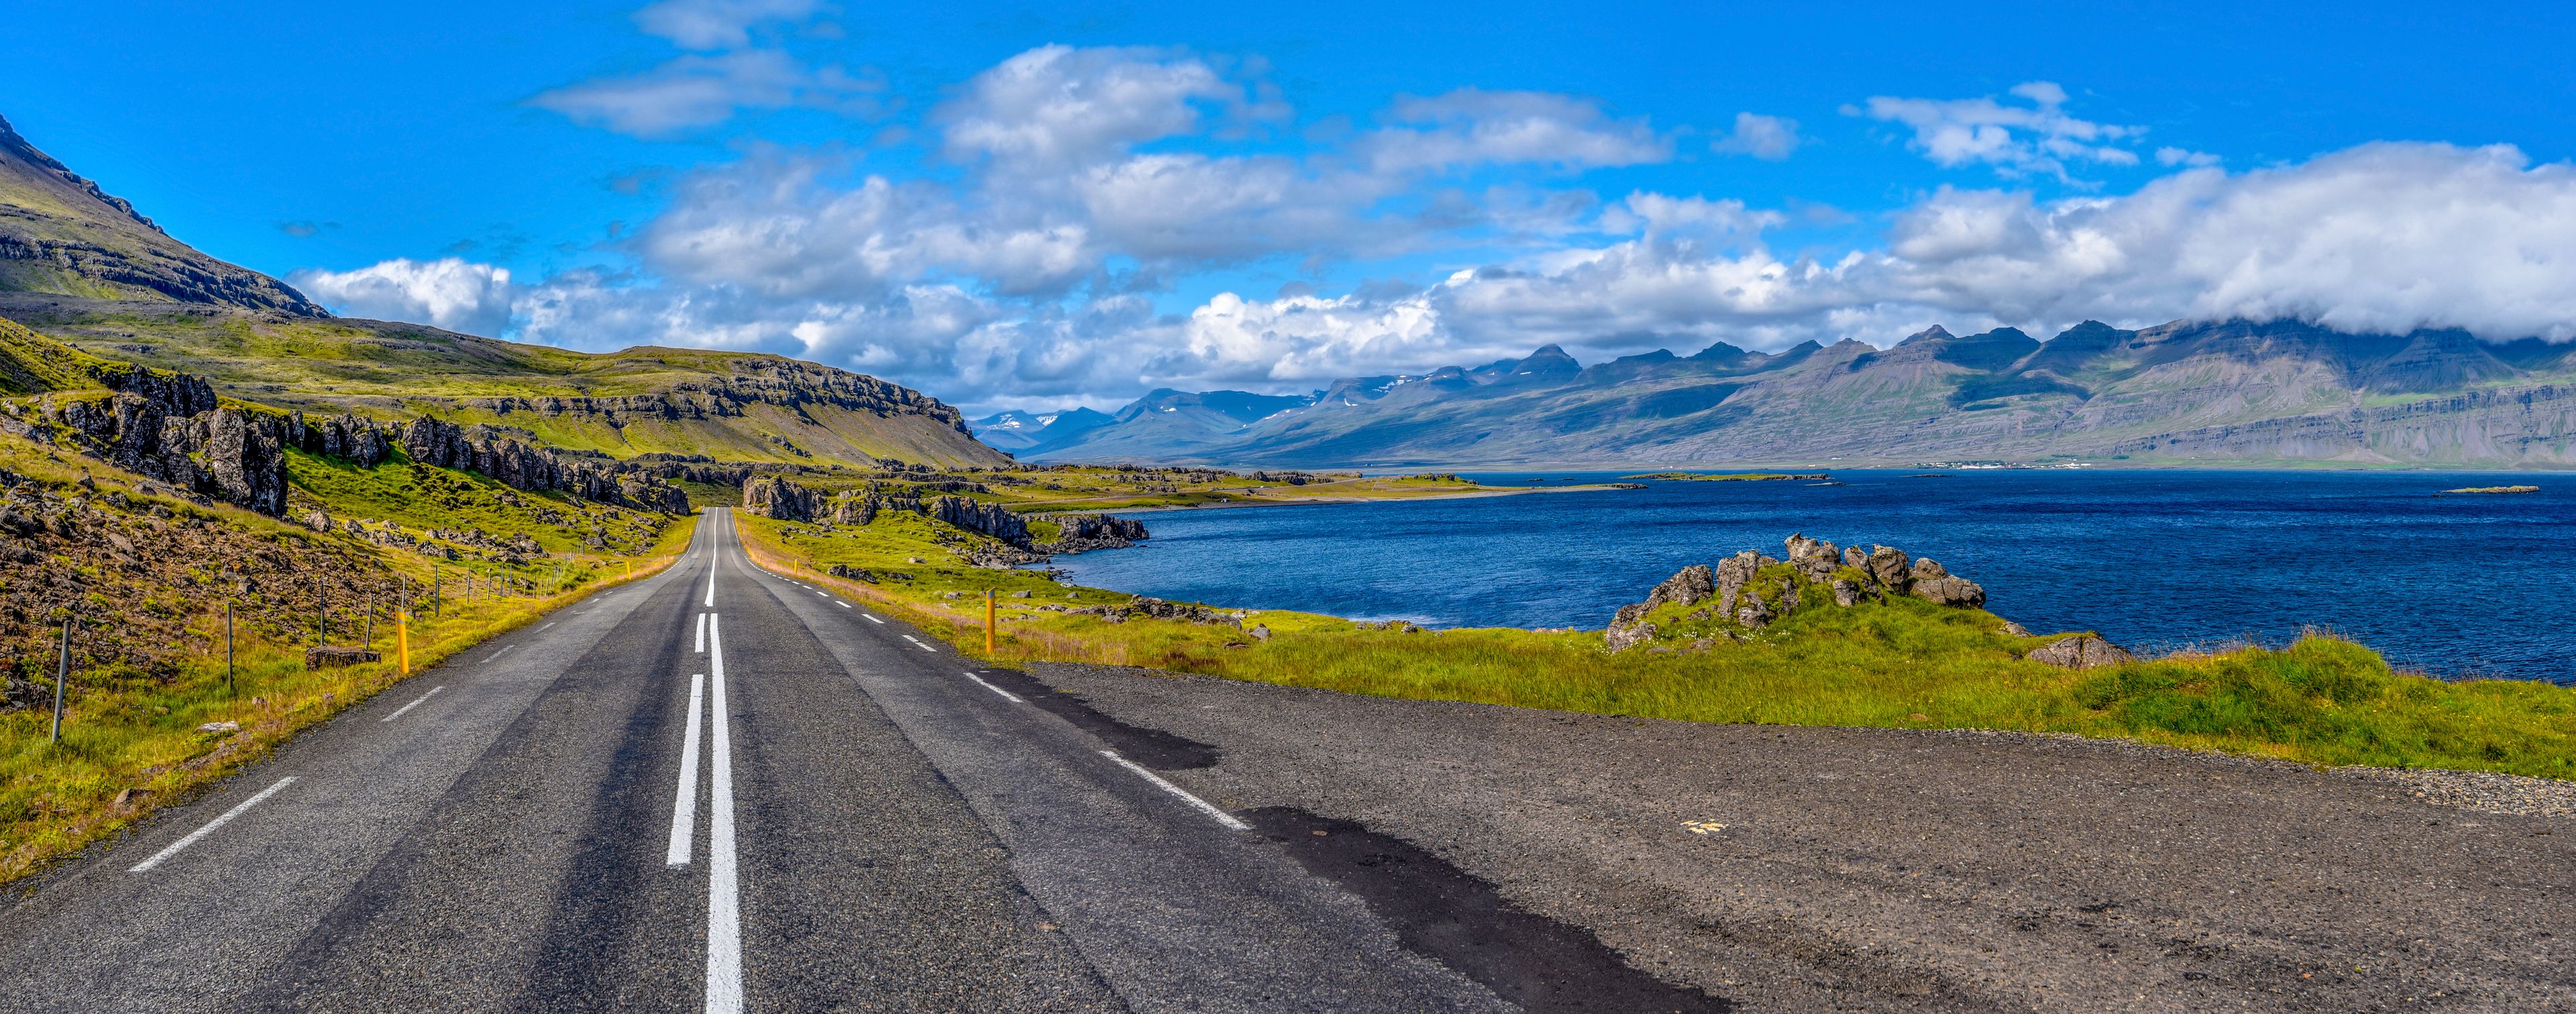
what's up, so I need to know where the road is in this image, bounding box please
[4,508,2567,1012]
[0,509,1658,1013]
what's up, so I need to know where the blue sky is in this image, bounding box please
[6,1,2575,412]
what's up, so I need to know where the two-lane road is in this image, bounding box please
[0,509,1534,1013]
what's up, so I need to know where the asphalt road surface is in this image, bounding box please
[1,509,2564,1012]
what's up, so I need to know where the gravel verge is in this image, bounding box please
[1031,662,2573,1013]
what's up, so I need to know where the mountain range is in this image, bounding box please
[979,321,2576,468]
[0,113,1003,471]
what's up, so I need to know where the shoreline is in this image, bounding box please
[1033,481,1631,516]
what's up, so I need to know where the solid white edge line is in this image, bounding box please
[963,672,1023,703]
[1099,752,1248,831]
[129,777,298,872]
[695,612,708,653]
[667,671,706,866]
[705,613,743,1013]
[378,685,446,724]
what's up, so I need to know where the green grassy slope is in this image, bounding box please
[0,297,1010,469]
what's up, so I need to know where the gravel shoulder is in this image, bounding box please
[1034,663,2575,1013]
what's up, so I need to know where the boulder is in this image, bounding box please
[1864,546,1912,593]
[743,475,818,521]
[1784,533,1842,581]
[1605,621,1658,652]
[1831,578,1864,607]
[2027,635,2135,669]
[1913,575,1986,608]
[2000,621,2033,637]
[1603,563,1714,651]
[1735,588,1772,630]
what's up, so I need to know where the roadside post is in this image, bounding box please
[49,614,74,744]
[398,577,411,676]
[986,589,996,654]
[225,598,235,695]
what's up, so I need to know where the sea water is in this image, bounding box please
[1045,469,2575,684]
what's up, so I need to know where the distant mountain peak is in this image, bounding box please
[1900,325,1955,345]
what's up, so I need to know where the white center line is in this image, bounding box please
[129,777,298,872]
[705,613,743,1013]
[666,671,706,866]
[695,612,708,653]
[379,685,445,723]
[1100,752,1248,831]
[963,672,1022,703]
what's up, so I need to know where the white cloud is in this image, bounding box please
[633,0,826,50]
[1711,112,1801,160]
[290,258,517,337]
[936,46,1251,170]
[1358,89,1672,174]
[1851,80,2144,181]
[530,50,875,136]
[2156,146,2222,168]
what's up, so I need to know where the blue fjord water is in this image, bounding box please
[1047,470,2575,685]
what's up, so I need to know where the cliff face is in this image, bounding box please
[1022,319,2576,467]
[0,115,325,315]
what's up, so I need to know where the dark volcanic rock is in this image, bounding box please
[1040,513,1150,554]
[401,416,689,514]
[928,495,1030,545]
[743,475,818,521]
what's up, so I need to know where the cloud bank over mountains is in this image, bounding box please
[293,5,2576,410]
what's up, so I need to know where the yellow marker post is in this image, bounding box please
[397,609,410,675]
[985,589,996,655]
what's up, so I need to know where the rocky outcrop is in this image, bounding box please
[26,380,309,516]
[927,495,1030,545]
[743,475,818,521]
[1072,596,1241,626]
[401,417,690,515]
[1605,534,1990,651]
[2027,634,2135,669]
[450,357,983,441]
[1040,513,1148,554]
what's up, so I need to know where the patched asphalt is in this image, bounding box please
[1032,662,2576,1012]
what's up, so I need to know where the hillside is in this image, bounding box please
[0,113,1004,471]
[0,115,322,314]
[1015,320,2576,467]
[0,294,1004,469]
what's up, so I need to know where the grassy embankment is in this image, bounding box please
[0,435,698,885]
[733,495,2576,782]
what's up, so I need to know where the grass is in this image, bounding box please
[0,431,700,886]
[5,303,1005,469]
[733,506,2576,782]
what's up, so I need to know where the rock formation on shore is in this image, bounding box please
[1604,534,2142,667]
[742,475,1148,565]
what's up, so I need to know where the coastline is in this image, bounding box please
[1032,481,1633,516]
